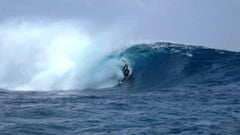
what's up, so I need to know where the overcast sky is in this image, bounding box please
[1,0,240,51]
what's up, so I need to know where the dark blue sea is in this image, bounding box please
[1,42,240,135]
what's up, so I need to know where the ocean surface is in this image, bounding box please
[1,42,240,135]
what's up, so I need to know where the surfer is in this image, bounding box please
[119,60,130,83]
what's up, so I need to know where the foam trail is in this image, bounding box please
[0,21,124,90]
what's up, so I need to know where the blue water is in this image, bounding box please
[1,42,240,135]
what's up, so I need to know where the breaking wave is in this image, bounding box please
[1,22,240,91]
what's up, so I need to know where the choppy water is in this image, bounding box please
[1,43,240,134]
[1,85,240,135]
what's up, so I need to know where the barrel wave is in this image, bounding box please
[117,42,240,90]
[1,41,240,91]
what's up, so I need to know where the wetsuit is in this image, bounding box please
[121,64,129,82]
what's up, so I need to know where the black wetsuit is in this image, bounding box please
[121,64,129,82]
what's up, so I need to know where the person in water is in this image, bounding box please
[120,60,130,83]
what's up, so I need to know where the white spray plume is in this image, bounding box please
[0,21,128,90]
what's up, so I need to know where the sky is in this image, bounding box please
[0,0,240,51]
[0,0,240,90]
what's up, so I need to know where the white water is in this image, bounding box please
[0,21,127,90]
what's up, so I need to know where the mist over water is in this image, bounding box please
[0,21,128,90]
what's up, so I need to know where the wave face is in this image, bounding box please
[118,42,240,90]
[1,39,240,91]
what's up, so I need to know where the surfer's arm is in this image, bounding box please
[122,65,127,71]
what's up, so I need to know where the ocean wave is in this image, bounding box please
[117,42,240,90]
[1,40,240,91]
